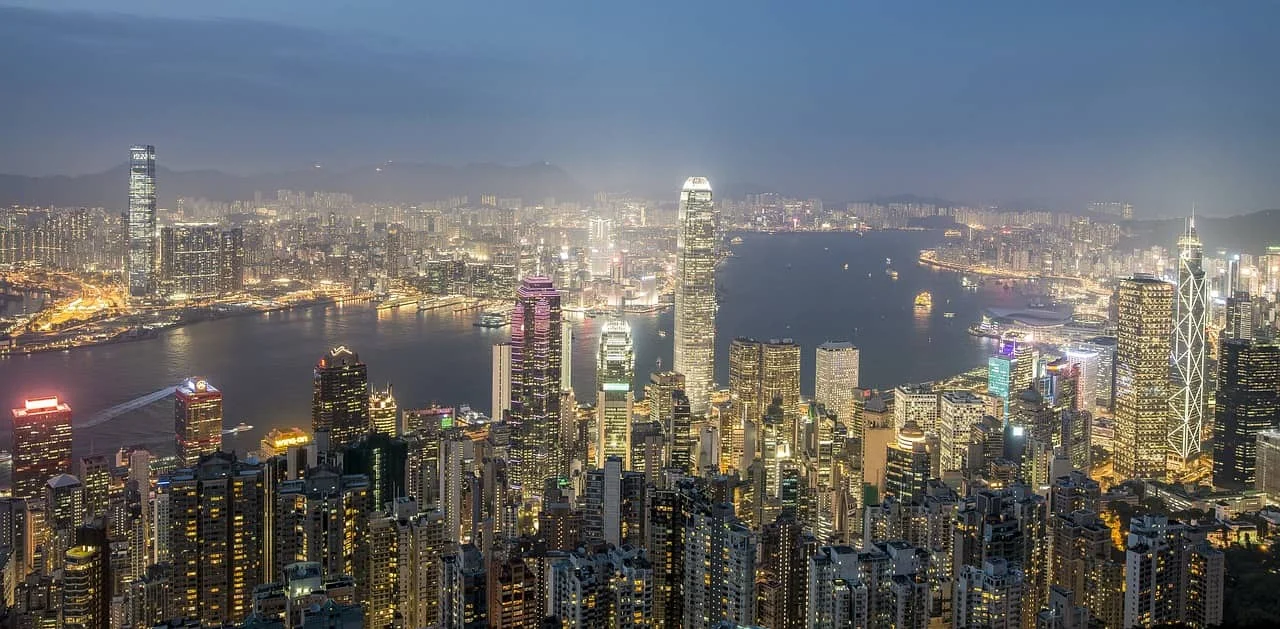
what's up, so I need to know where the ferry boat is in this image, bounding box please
[943,312,956,318]
[887,269,899,279]
[730,236,744,245]
[914,291,933,311]
[473,312,509,328]
[223,422,254,435]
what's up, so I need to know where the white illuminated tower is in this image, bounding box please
[1170,217,1207,471]
[596,319,635,468]
[673,177,717,414]
[815,342,859,422]
[127,144,157,298]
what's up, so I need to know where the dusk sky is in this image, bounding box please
[2,1,1278,215]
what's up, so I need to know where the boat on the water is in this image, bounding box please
[474,312,508,328]
[914,291,933,311]
[223,422,254,435]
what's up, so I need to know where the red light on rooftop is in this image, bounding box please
[24,397,60,411]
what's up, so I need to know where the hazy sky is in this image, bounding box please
[1,1,1278,214]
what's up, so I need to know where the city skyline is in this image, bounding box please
[4,2,1280,621]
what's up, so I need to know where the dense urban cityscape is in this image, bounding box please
[0,140,1278,629]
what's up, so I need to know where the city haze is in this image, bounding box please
[2,1,1279,214]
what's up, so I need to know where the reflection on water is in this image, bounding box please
[0,230,1015,457]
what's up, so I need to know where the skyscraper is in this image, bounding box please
[510,276,564,496]
[815,342,859,422]
[1213,337,1280,490]
[159,224,222,298]
[492,342,512,420]
[62,545,106,629]
[939,391,985,472]
[673,176,717,414]
[11,396,73,502]
[761,339,803,446]
[175,377,223,467]
[312,346,370,450]
[682,502,756,627]
[127,144,157,298]
[369,385,398,436]
[1170,217,1208,471]
[1113,276,1174,480]
[596,319,635,468]
[165,452,265,625]
[727,338,764,471]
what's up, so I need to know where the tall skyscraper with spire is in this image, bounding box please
[673,176,716,414]
[127,144,157,298]
[510,276,564,497]
[1113,275,1174,480]
[596,319,634,468]
[1170,217,1207,473]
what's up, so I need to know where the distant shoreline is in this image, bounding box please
[0,294,376,358]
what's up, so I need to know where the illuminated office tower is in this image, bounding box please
[587,216,614,279]
[510,276,564,496]
[673,176,717,414]
[815,341,859,422]
[761,339,803,446]
[174,378,223,467]
[646,371,687,465]
[1225,292,1256,341]
[11,397,73,502]
[217,227,245,293]
[1256,430,1280,505]
[670,390,693,472]
[312,346,370,450]
[127,144,157,298]
[165,452,265,626]
[989,339,1034,420]
[939,391,985,472]
[79,455,111,521]
[1063,345,1101,412]
[893,383,938,433]
[884,422,932,502]
[159,224,222,298]
[1213,337,1280,490]
[727,338,764,471]
[1170,217,1208,472]
[62,545,106,629]
[44,474,84,572]
[562,324,574,394]
[596,319,635,468]
[369,385,398,435]
[1113,276,1174,480]
[492,342,512,420]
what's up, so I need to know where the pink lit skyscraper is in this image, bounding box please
[509,276,564,498]
[12,397,73,502]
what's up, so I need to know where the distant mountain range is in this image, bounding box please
[0,162,585,209]
[1127,209,1280,254]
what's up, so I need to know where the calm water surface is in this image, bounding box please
[0,230,1023,456]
